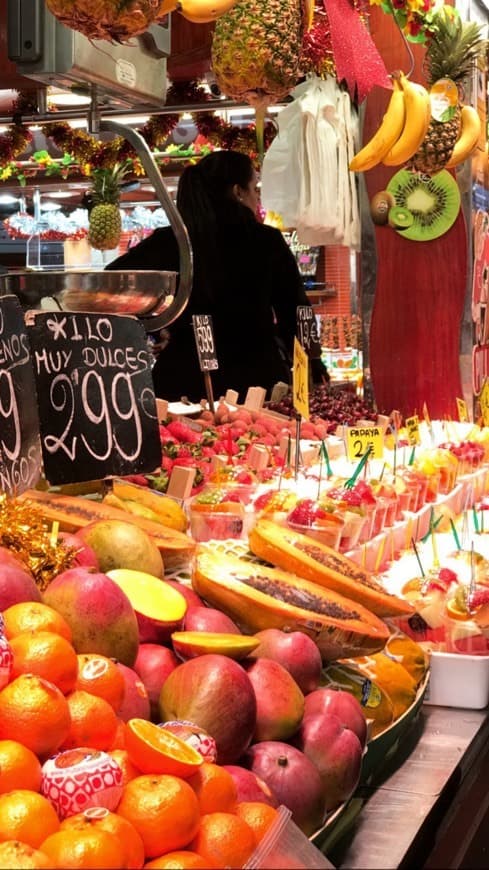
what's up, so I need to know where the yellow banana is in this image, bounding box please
[178,0,239,23]
[444,105,481,169]
[383,75,431,167]
[349,79,406,173]
[111,479,188,532]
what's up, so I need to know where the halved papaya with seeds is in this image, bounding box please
[192,549,389,661]
[249,519,414,619]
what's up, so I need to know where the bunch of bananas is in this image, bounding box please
[156,0,238,22]
[350,71,481,174]
[350,72,431,173]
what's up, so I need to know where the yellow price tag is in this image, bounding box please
[456,397,469,423]
[292,337,309,420]
[346,426,384,461]
[480,380,489,426]
[405,414,420,445]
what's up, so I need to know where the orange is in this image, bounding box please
[144,852,211,869]
[10,630,78,695]
[0,790,60,849]
[125,720,203,779]
[108,749,141,786]
[61,807,145,870]
[3,601,73,642]
[0,840,53,869]
[234,801,278,843]
[190,812,256,870]
[75,654,126,713]
[116,774,201,859]
[0,739,42,794]
[0,673,71,758]
[187,762,237,815]
[61,690,119,752]
[41,827,125,869]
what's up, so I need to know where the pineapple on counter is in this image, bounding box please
[87,164,125,252]
[409,9,485,175]
[46,0,158,42]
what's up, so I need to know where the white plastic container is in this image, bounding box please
[424,651,489,709]
[243,806,334,869]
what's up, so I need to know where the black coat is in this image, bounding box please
[108,221,311,402]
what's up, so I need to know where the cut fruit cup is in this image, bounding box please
[444,588,489,656]
[286,515,344,551]
[207,466,258,504]
[392,577,448,650]
[187,488,248,542]
[400,469,429,513]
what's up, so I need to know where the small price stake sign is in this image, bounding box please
[26,311,161,485]
[480,380,489,426]
[346,426,384,461]
[405,414,421,445]
[293,337,309,420]
[296,306,322,358]
[0,295,41,495]
[192,314,218,372]
[456,397,469,423]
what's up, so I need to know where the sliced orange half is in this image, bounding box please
[171,631,260,660]
[446,598,469,621]
[125,718,203,777]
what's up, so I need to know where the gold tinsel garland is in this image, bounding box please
[0,495,78,591]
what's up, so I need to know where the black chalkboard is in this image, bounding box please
[296,306,322,358]
[26,311,161,485]
[192,314,218,372]
[0,295,41,495]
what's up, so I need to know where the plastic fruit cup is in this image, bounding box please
[286,516,344,551]
[402,469,429,513]
[444,615,489,656]
[358,502,377,544]
[338,510,366,552]
[189,501,245,542]
[371,496,389,537]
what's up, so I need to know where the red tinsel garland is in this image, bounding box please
[0,124,32,163]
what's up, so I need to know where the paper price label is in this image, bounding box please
[192,314,218,372]
[346,426,384,461]
[293,337,309,420]
[405,415,421,445]
[456,397,469,423]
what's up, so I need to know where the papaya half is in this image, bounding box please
[192,548,390,661]
[18,490,195,571]
[249,519,414,619]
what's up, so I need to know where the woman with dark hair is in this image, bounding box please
[108,149,327,401]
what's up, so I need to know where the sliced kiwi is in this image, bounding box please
[370,190,395,225]
[386,169,461,241]
[388,205,414,230]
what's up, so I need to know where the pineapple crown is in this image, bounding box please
[425,7,487,87]
[90,161,129,206]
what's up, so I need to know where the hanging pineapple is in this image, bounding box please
[211,0,305,154]
[409,8,486,175]
[87,164,126,252]
[46,0,158,43]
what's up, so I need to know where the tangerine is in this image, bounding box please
[116,774,200,858]
[75,654,126,712]
[125,720,203,778]
[234,801,278,843]
[0,840,53,869]
[10,630,78,695]
[0,739,42,794]
[187,762,237,815]
[61,690,119,752]
[0,790,60,849]
[61,807,145,870]
[190,811,256,869]
[0,673,71,757]
[144,852,211,869]
[41,826,125,869]
[3,601,73,642]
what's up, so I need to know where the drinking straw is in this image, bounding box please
[430,517,440,568]
[469,543,476,608]
[379,463,386,482]
[408,446,416,466]
[374,536,386,573]
[317,452,323,501]
[390,529,395,563]
[345,446,372,489]
[320,440,333,478]
[411,537,425,578]
[393,442,397,479]
[404,516,414,551]
[473,506,480,534]
[449,518,461,550]
[362,544,367,569]
[294,416,301,480]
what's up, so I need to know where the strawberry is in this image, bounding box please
[468,588,489,610]
[166,420,201,444]
[123,474,150,487]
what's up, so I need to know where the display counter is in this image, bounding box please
[327,704,489,869]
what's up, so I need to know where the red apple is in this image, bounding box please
[183,606,242,635]
[249,628,322,694]
[134,643,179,721]
[303,688,367,748]
[295,712,363,811]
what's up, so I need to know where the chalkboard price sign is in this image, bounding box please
[192,314,218,372]
[26,311,161,485]
[296,306,322,358]
[0,295,41,495]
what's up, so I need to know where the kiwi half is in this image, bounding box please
[388,205,414,230]
[386,169,460,241]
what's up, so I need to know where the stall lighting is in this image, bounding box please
[40,201,62,211]
[46,191,75,199]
